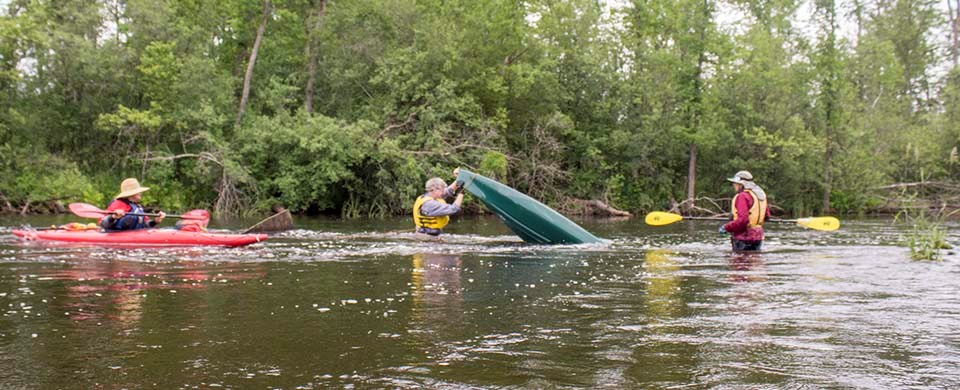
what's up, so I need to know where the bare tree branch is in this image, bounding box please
[377,111,418,140]
[874,181,960,191]
[304,0,327,113]
[140,152,224,167]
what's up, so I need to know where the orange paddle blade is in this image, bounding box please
[69,203,109,218]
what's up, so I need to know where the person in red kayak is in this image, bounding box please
[99,178,165,231]
[719,170,771,251]
[413,168,464,236]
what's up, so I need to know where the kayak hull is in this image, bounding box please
[12,229,267,247]
[456,169,604,244]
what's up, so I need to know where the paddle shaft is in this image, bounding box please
[105,212,198,219]
[644,211,839,231]
[25,223,97,231]
[68,203,211,227]
[679,215,804,224]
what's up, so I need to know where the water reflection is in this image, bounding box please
[643,249,681,319]
[1,216,959,388]
[729,251,767,284]
[12,256,266,330]
[410,253,464,366]
[411,253,463,321]
[724,251,772,350]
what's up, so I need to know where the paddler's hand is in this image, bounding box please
[718,225,727,234]
[453,180,465,196]
[156,211,166,223]
[453,167,460,177]
[112,209,126,218]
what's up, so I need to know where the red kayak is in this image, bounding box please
[12,228,267,247]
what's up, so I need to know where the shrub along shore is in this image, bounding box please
[3,0,959,219]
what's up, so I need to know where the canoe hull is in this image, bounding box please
[12,229,267,247]
[456,169,603,244]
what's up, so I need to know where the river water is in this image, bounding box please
[0,214,958,388]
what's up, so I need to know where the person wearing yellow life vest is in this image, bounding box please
[413,168,465,236]
[719,170,771,251]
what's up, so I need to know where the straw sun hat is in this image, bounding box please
[115,178,150,199]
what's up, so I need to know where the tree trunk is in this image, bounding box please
[0,191,12,213]
[823,138,832,213]
[683,0,708,213]
[112,0,122,45]
[577,199,632,217]
[304,0,326,114]
[950,0,959,68]
[819,0,838,214]
[685,143,697,212]
[852,0,864,40]
[235,0,272,128]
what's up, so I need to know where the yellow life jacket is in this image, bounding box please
[413,195,450,230]
[731,189,767,228]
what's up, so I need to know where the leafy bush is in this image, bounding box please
[237,112,376,213]
[0,147,99,212]
[478,151,508,180]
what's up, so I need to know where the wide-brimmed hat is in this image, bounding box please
[116,178,150,199]
[726,170,754,184]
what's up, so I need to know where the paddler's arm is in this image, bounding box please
[100,201,128,229]
[723,194,752,234]
[447,167,463,194]
[442,187,463,209]
[145,211,166,227]
[435,167,464,210]
[452,192,463,208]
[100,215,116,229]
[420,198,462,217]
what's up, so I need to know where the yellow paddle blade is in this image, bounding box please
[645,211,684,226]
[795,217,840,231]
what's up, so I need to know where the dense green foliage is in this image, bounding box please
[1,0,958,216]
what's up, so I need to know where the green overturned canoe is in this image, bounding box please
[456,169,604,244]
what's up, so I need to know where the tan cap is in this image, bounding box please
[726,170,754,184]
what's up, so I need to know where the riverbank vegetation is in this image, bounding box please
[899,208,954,261]
[894,193,955,260]
[2,0,959,217]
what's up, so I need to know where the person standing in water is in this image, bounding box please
[719,171,770,251]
